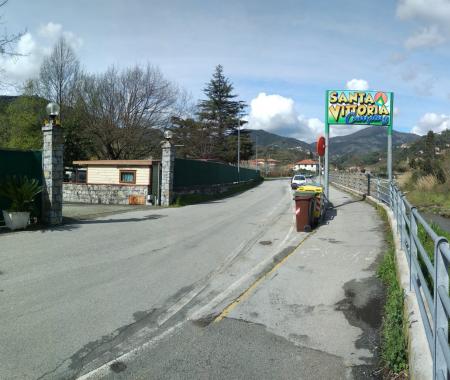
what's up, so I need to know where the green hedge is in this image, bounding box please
[173,158,260,188]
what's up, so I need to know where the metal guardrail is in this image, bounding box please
[330,171,450,379]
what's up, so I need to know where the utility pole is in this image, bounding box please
[255,135,258,171]
[237,119,240,182]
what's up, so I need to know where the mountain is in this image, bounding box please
[242,128,420,166]
[309,127,420,157]
[244,129,312,152]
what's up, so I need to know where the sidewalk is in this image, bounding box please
[105,187,386,380]
[226,186,386,378]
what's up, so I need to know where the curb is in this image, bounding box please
[331,182,432,380]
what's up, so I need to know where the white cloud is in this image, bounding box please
[39,22,63,39]
[405,26,445,49]
[246,92,365,143]
[346,78,369,91]
[39,22,83,50]
[246,92,320,142]
[411,112,450,135]
[247,93,298,130]
[0,22,83,90]
[0,33,49,85]
[397,0,450,50]
[397,0,450,24]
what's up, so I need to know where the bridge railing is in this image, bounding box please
[330,171,450,380]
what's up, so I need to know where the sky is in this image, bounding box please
[2,0,450,142]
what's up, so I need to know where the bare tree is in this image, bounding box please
[79,64,178,159]
[37,37,81,118]
[0,0,25,88]
[0,0,22,56]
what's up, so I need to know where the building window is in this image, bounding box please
[119,170,136,184]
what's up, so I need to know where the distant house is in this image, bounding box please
[242,158,279,169]
[293,159,318,172]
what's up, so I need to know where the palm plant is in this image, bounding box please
[0,176,42,212]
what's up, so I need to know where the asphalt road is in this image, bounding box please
[1,179,304,380]
[93,187,385,380]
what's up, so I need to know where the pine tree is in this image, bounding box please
[425,130,435,159]
[198,65,247,161]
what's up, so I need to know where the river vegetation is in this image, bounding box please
[396,130,450,217]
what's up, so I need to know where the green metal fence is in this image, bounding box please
[0,149,43,224]
[173,158,260,188]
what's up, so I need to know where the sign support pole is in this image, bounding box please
[387,131,392,182]
[387,94,394,183]
[318,156,321,185]
[324,90,330,200]
[324,121,329,200]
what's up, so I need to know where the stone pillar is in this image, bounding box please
[42,122,64,225]
[160,140,175,207]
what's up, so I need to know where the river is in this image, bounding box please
[421,211,450,233]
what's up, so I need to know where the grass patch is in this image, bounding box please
[418,221,450,256]
[416,221,450,300]
[405,188,450,217]
[375,204,409,377]
[173,179,263,207]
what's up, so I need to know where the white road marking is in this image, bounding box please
[77,321,185,380]
[78,181,298,379]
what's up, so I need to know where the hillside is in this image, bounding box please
[396,129,450,162]
[245,129,312,152]
[243,128,420,167]
[311,127,420,157]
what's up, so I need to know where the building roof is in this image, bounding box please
[73,160,154,166]
[244,159,279,164]
[296,159,318,165]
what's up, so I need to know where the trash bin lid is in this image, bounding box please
[296,185,323,193]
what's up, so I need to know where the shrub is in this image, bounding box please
[0,176,42,212]
[416,174,438,191]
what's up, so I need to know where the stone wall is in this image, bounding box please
[63,183,149,205]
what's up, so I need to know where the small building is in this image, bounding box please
[293,159,319,172]
[63,160,160,205]
[241,159,279,170]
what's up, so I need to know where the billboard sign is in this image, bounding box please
[326,90,393,128]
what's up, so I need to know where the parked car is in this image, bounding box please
[291,174,307,189]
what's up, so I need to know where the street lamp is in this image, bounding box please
[46,102,60,125]
[164,130,173,141]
